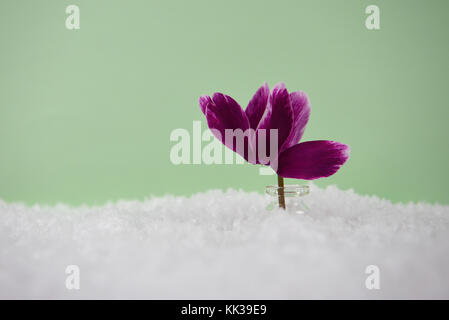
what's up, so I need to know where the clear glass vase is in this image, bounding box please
[265,184,310,214]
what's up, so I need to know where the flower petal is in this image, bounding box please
[256,83,293,156]
[276,140,350,179]
[199,95,212,115]
[245,83,270,130]
[282,91,311,150]
[205,93,253,161]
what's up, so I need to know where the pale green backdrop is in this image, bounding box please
[1,0,448,205]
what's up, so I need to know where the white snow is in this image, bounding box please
[0,185,448,299]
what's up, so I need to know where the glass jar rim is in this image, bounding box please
[265,184,310,197]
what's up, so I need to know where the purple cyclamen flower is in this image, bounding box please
[199,83,350,179]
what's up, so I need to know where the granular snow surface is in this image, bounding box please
[1,185,448,299]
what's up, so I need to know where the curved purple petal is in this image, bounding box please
[199,95,212,115]
[276,140,350,179]
[256,83,293,159]
[245,83,270,130]
[282,91,311,150]
[205,93,253,161]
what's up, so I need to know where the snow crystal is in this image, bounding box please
[0,185,448,299]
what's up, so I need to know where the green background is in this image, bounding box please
[1,0,448,205]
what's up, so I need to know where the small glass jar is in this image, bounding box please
[265,184,310,214]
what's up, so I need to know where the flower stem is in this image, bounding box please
[277,175,286,209]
